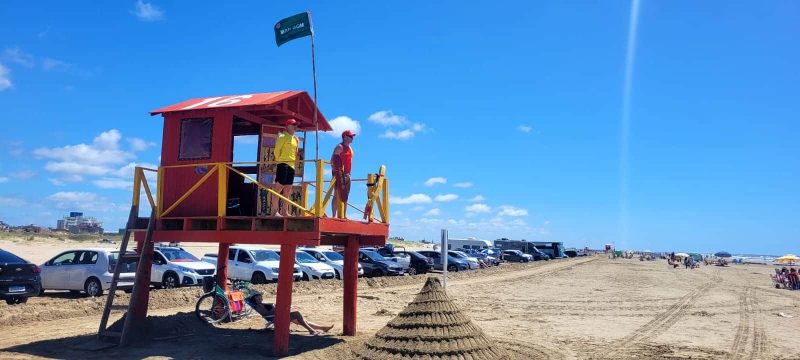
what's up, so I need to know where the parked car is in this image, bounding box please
[393,250,433,275]
[201,245,301,283]
[459,248,499,267]
[374,245,412,268]
[448,251,480,269]
[280,250,336,281]
[502,250,531,263]
[481,248,505,264]
[416,250,470,272]
[40,248,136,297]
[300,248,363,279]
[151,246,216,288]
[357,250,407,277]
[0,249,42,304]
[531,251,550,261]
[564,249,578,258]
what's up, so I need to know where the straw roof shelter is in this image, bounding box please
[356,277,509,360]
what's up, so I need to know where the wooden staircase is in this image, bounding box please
[97,206,155,345]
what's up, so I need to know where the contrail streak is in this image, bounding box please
[620,0,640,248]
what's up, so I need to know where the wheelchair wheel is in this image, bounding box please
[195,293,230,324]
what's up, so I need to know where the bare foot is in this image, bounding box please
[320,325,333,333]
[274,212,284,218]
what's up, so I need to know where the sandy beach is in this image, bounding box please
[1,237,799,359]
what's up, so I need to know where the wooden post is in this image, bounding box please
[216,243,229,292]
[274,244,297,356]
[343,235,359,335]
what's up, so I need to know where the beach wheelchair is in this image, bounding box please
[195,277,255,324]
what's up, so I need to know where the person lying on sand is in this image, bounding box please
[248,292,333,335]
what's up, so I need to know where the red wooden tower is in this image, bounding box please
[102,91,389,356]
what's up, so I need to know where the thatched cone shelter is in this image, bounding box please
[355,277,509,360]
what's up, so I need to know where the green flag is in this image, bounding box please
[274,12,313,47]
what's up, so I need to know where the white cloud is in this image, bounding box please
[2,47,34,67]
[93,178,133,190]
[45,162,110,176]
[0,176,8,183]
[328,116,361,138]
[434,194,458,202]
[41,58,69,71]
[518,125,532,133]
[0,196,26,207]
[389,194,432,205]
[497,205,528,217]
[544,220,550,225]
[424,208,441,217]
[128,138,155,151]
[465,203,491,213]
[48,178,66,186]
[9,170,36,180]
[411,206,425,211]
[35,129,133,165]
[468,195,485,202]
[131,0,164,22]
[0,63,11,91]
[46,191,126,212]
[454,182,473,188]
[425,177,447,186]
[380,129,415,140]
[368,110,407,126]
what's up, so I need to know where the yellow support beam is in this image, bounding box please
[161,165,218,217]
[217,163,228,217]
[132,169,141,207]
[156,167,164,218]
[382,178,389,223]
[315,160,324,217]
[141,172,156,210]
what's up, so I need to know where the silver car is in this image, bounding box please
[40,248,136,297]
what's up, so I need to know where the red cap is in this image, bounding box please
[285,119,299,126]
[342,130,356,138]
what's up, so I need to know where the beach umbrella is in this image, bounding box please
[775,254,799,264]
[674,252,689,258]
[714,251,732,258]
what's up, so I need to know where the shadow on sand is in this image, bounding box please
[2,311,343,359]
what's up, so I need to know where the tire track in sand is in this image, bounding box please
[594,273,719,359]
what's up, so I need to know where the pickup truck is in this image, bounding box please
[372,245,412,268]
[201,245,301,283]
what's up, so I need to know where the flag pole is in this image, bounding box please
[309,10,319,161]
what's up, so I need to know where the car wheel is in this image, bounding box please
[519,259,524,263]
[407,267,417,276]
[251,272,267,284]
[163,273,180,289]
[371,269,384,277]
[84,277,103,297]
[38,288,45,296]
[334,270,341,280]
[5,298,16,305]
[16,296,28,304]
[447,265,457,272]
[302,272,310,281]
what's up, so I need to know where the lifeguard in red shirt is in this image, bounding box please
[331,130,355,218]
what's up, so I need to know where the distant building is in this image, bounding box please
[56,212,103,234]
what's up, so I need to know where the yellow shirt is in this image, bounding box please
[274,132,298,168]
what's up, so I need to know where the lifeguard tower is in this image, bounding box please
[97,91,390,356]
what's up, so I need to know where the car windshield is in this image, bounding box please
[159,249,199,262]
[323,251,343,261]
[363,250,386,262]
[0,250,26,263]
[296,252,319,263]
[449,251,468,258]
[251,250,280,262]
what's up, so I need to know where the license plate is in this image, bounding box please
[9,286,25,293]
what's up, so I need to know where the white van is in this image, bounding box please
[447,238,493,251]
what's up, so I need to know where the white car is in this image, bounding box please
[152,246,216,288]
[202,245,301,283]
[300,248,364,279]
[449,251,481,270]
[40,248,136,297]
[279,250,336,280]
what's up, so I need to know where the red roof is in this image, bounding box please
[150,91,331,131]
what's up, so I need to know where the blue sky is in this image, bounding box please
[1,1,798,254]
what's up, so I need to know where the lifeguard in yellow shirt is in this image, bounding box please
[272,119,300,217]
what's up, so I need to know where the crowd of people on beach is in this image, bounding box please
[773,267,800,290]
